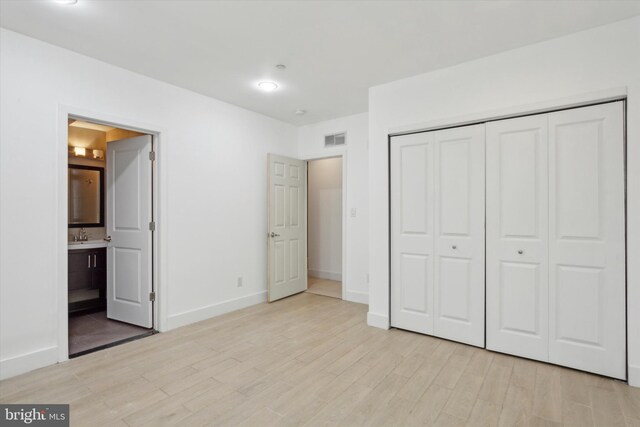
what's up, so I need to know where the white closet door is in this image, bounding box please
[433,124,485,347]
[486,115,549,360]
[390,132,435,334]
[548,102,626,379]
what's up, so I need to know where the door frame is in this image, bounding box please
[300,151,347,300]
[57,105,166,363]
[386,96,628,379]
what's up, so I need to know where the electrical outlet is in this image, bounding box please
[237,277,243,287]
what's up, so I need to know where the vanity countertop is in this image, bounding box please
[68,240,108,250]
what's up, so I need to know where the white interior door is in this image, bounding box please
[106,135,153,328]
[268,154,307,302]
[486,115,549,360]
[548,102,626,379]
[390,132,435,335]
[433,124,485,347]
[390,125,485,346]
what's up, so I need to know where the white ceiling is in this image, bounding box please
[2,1,639,125]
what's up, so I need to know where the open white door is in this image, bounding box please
[106,135,153,328]
[268,154,307,302]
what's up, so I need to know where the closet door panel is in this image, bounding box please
[390,133,435,335]
[438,257,471,323]
[439,140,471,235]
[434,124,485,347]
[548,102,626,380]
[486,115,549,361]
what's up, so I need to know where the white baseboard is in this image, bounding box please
[345,290,368,305]
[166,291,267,330]
[0,346,58,380]
[629,364,640,388]
[309,269,342,282]
[367,311,389,329]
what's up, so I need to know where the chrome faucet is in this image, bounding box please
[78,228,88,242]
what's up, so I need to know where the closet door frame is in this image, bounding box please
[388,99,627,381]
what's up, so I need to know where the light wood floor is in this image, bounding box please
[306,276,342,299]
[1,293,639,426]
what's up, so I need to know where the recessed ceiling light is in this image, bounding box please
[55,0,78,4]
[295,109,307,115]
[275,64,286,70]
[257,81,279,92]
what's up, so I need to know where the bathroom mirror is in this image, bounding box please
[68,165,104,227]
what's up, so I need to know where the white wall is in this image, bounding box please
[367,16,640,386]
[0,29,297,379]
[298,113,369,304]
[308,157,343,281]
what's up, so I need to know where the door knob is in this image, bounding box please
[452,245,457,250]
[518,250,524,255]
[270,232,280,238]
[104,236,112,242]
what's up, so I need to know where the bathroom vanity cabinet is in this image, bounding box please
[68,247,106,314]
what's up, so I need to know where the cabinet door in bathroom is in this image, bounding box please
[68,250,92,291]
[90,249,106,290]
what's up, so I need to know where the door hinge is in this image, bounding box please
[149,291,156,302]
[149,221,156,231]
[149,151,156,161]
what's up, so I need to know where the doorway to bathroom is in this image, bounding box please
[66,118,156,357]
[306,157,343,299]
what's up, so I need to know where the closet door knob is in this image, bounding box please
[452,245,457,250]
[518,250,524,255]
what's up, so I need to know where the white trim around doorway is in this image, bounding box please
[56,105,168,364]
[300,150,349,302]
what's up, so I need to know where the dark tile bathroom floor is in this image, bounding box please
[69,311,152,356]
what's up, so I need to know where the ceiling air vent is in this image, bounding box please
[324,132,346,147]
